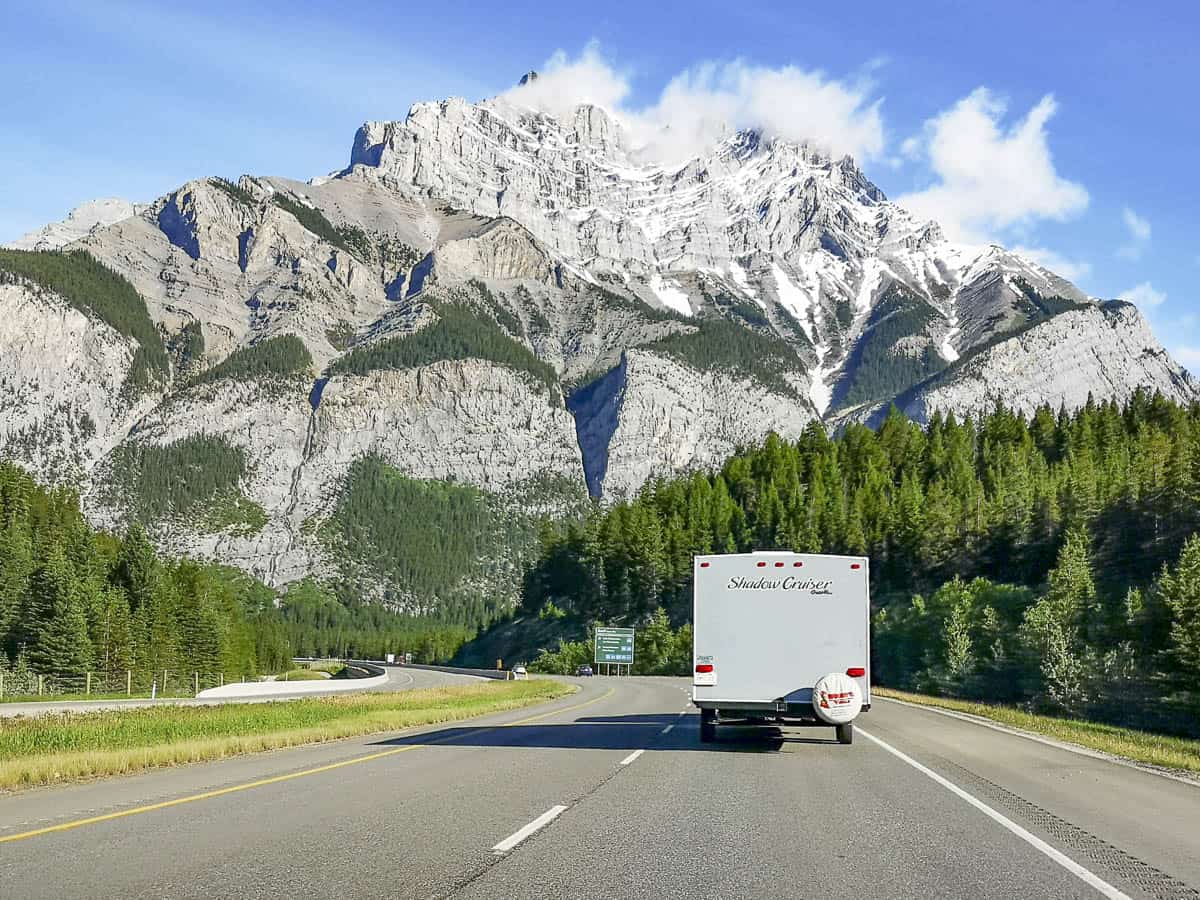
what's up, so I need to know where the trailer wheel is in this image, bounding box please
[836,722,853,745]
[700,709,717,743]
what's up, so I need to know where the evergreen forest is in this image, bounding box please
[516,392,1200,734]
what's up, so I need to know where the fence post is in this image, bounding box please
[151,679,156,700]
[86,671,92,695]
[193,672,199,696]
[219,673,224,688]
[0,670,4,698]
[38,674,44,696]
[163,670,169,694]
[126,670,132,696]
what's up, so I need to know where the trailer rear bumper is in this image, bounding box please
[692,700,870,721]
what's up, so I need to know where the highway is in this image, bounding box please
[1,676,1197,899]
[0,664,479,718]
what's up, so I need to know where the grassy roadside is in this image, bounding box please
[874,687,1200,776]
[273,669,331,681]
[0,680,574,791]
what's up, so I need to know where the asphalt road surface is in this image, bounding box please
[1,676,1197,899]
[0,665,478,718]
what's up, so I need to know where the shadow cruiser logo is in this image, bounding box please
[727,576,834,595]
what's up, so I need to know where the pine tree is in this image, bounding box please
[1158,535,1200,680]
[1018,528,1097,711]
[27,546,92,677]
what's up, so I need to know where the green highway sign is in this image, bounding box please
[595,627,635,664]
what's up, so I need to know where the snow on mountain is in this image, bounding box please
[0,80,1195,598]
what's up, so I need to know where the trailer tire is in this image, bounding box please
[700,709,716,743]
[836,722,853,745]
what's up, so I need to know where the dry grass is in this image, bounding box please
[875,687,1200,775]
[0,680,573,791]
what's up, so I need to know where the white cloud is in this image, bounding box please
[895,88,1088,243]
[1118,281,1167,309]
[1117,207,1151,260]
[1172,346,1200,373]
[498,44,631,123]
[501,46,885,165]
[1011,245,1092,283]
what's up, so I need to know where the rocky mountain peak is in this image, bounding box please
[1,78,1194,604]
[6,198,139,251]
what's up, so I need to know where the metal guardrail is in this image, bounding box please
[392,662,512,680]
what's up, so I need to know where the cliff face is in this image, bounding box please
[0,281,153,481]
[571,351,815,500]
[873,302,1197,426]
[2,86,1195,604]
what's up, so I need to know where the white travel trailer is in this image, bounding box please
[692,551,871,744]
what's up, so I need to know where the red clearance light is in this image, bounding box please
[793,561,803,567]
[756,561,767,568]
[695,664,714,673]
[846,667,866,677]
[850,563,862,570]
[774,561,784,567]
[699,562,710,568]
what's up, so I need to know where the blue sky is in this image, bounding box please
[2,0,1195,366]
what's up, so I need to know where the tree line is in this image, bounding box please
[517,391,1200,733]
[0,248,167,395]
[0,461,474,695]
[0,462,287,690]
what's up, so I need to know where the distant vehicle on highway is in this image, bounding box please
[692,552,870,745]
[511,665,528,680]
[575,665,593,677]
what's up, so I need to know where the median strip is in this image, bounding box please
[619,749,644,766]
[0,680,573,793]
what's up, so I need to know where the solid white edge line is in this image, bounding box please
[619,749,645,766]
[857,728,1132,900]
[661,724,674,734]
[491,805,569,855]
[876,696,1200,789]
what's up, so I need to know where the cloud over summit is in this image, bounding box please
[500,45,886,166]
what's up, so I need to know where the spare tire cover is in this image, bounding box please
[812,672,863,724]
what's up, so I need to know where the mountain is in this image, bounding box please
[2,82,1195,615]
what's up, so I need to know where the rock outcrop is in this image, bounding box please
[853,302,1198,426]
[1,82,1195,601]
[571,351,816,500]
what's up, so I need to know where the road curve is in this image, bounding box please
[1,677,1197,899]
[0,665,477,718]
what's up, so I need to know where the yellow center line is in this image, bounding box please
[0,744,425,845]
[0,684,616,845]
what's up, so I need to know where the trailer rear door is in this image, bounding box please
[692,552,870,706]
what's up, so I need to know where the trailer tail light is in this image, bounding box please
[846,667,866,677]
[756,561,767,567]
[699,562,710,568]
[774,561,784,567]
[793,561,803,567]
[695,664,714,673]
[850,563,862,570]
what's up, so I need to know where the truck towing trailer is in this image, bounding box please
[692,551,870,745]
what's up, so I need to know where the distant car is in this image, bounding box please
[575,665,594,677]
[512,665,528,680]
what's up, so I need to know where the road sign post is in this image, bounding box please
[594,627,635,671]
